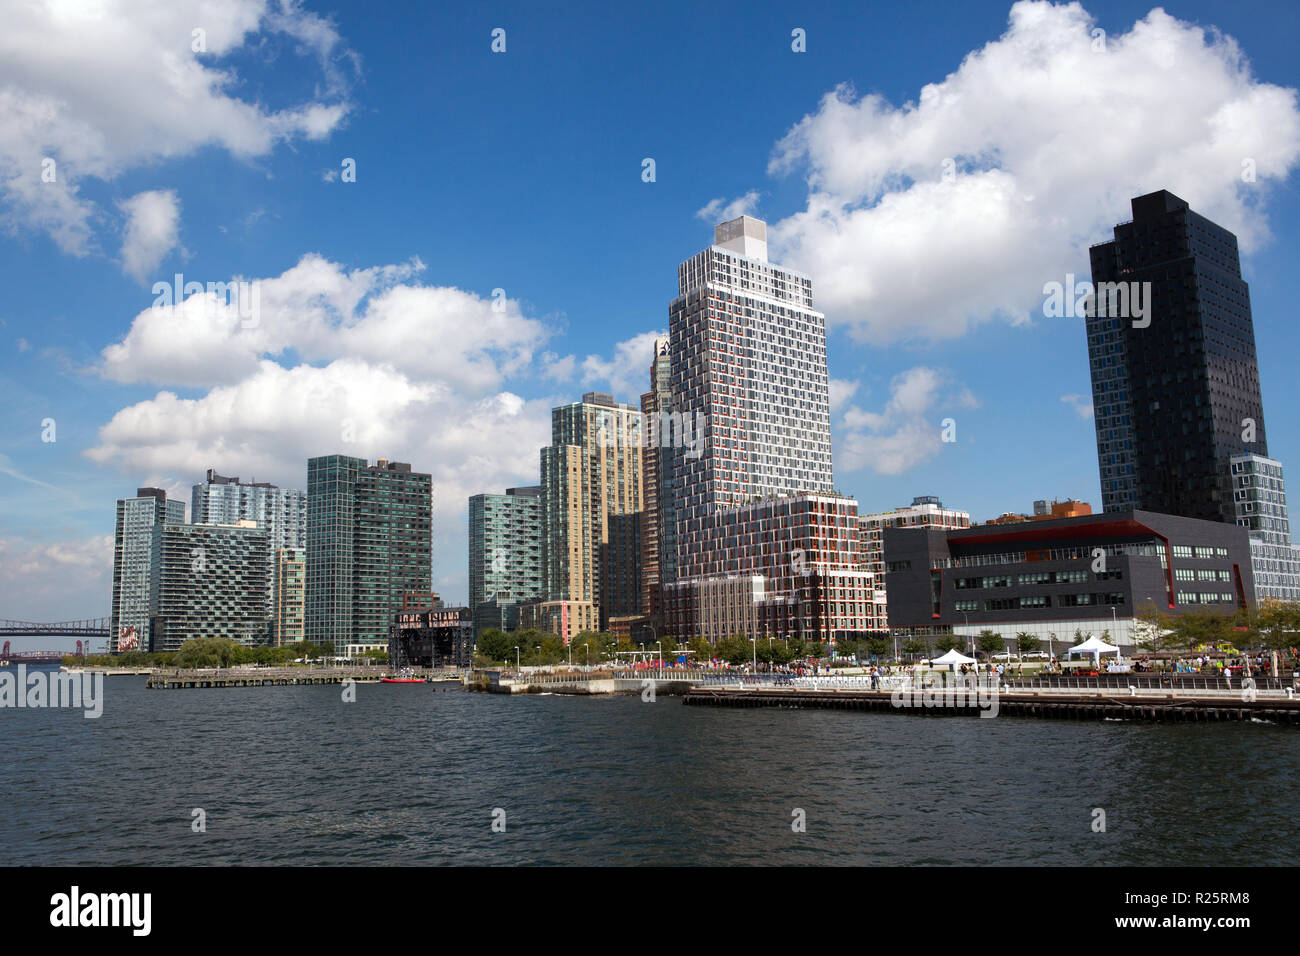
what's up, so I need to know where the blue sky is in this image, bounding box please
[2,0,1299,643]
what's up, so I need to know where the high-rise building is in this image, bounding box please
[671,215,833,522]
[539,393,643,637]
[191,469,306,550]
[149,520,270,652]
[1230,454,1300,601]
[1088,190,1267,522]
[639,337,677,623]
[665,492,869,642]
[273,547,306,646]
[109,487,185,653]
[306,456,433,657]
[1088,189,1297,601]
[859,496,971,633]
[663,216,869,643]
[192,468,306,622]
[468,486,544,634]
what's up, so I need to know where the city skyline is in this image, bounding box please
[4,1,1300,629]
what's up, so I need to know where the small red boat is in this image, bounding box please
[381,676,423,683]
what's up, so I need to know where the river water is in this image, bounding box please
[1,670,1295,865]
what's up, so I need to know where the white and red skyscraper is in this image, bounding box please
[664,216,868,643]
[670,215,833,525]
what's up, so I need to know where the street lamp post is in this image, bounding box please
[750,637,757,674]
[656,640,662,672]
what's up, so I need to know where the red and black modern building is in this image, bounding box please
[883,509,1254,651]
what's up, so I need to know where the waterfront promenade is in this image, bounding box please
[472,665,1300,724]
[139,665,466,689]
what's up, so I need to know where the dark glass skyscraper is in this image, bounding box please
[1088,189,1267,525]
[306,455,433,656]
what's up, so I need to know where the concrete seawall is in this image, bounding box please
[682,686,1300,724]
[477,675,695,696]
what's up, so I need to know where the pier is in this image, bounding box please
[681,684,1300,724]
[470,667,698,695]
[145,666,465,689]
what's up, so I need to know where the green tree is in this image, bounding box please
[475,628,512,664]
[934,634,962,653]
[174,637,244,669]
[976,630,1005,656]
[1254,600,1300,653]
[1015,632,1040,655]
[865,636,892,660]
[689,636,713,664]
[902,638,928,660]
[716,634,752,666]
[768,639,794,666]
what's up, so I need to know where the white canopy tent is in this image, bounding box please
[1068,636,1120,657]
[1068,635,1121,669]
[930,648,977,670]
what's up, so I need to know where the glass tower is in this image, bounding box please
[149,521,271,652]
[109,487,185,653]
[1088,190,1267,523]
[1088,190,1297,602]
[468,486,543,634]
[191,469,306,550]
[306,455,433,656]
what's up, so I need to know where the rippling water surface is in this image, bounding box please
[2,670,1295,865]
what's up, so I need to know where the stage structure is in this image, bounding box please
[389,606,474,668]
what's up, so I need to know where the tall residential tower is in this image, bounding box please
[537,393,643,640]
[663,216,869,643]
[1088,190,1299,601]
[468,486,544,634]
[109,487,186,652]
[306,456,433,657]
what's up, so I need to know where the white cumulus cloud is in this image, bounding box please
[839,366,977,475]
[88,250,567,604]
[581,329,667,403]
[1061,393,1095,419]
[0,0,355,255]
[119,190,183,284]
[766,1,1300,343]
[0,535,114,623]
[695,191,761,223]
